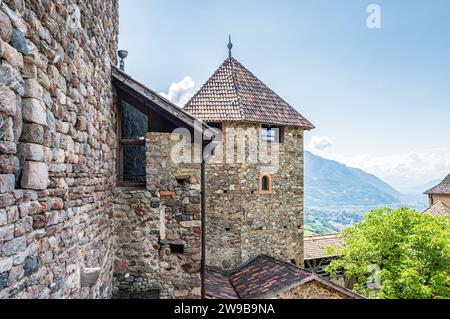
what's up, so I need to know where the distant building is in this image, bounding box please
[424,174,450,217]
[304,234,342,277]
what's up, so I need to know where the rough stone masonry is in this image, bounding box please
[0,0,119,298]
[0,0,307,300]
[112,133,202,299]
[0,0,202,299]
[205,122,305,271]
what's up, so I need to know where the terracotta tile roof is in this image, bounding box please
[183,57,315,129]
[425,174,450,195]
[229,255,312,299]
[205,268,239,299]
[423,201,450,217]
[304,234,343,261]
[205,255,363,299]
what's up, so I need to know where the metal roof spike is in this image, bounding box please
[228,35,233,58]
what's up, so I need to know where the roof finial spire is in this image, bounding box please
[227,35,233,58]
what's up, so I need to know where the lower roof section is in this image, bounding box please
[205,255,363,299]
[304,234,343,261]
[423,201,450,217]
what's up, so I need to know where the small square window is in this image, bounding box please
[261,127,276,142]
[208,122,223,143]
[261,126,284,143]
[170,244,184,255]
[208,122,222,132]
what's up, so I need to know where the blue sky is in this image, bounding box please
[119,0,450,190]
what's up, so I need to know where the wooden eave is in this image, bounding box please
[112,67,214,141]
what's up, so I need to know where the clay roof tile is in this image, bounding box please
[425,174,450,195]
[423,201,450,217]
[304,234,343,261]
[183,57,315,129]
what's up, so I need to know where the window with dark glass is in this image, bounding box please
[208,122,223,141]
[208,122,222,132]
[170,244,184,255]
[261,175,270,191]
[261,126,284,143]
[118,101,149,186]
[259,174,272,194]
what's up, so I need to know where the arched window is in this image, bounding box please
[259,174,272,194]
[261,176,270,191]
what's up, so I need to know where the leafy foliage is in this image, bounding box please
[326,208,450,299]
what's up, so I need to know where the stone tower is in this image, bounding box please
[184,55,314,271]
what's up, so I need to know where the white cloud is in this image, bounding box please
[321,149,450,191]
[159,76,195,107]
[308,135,336,151]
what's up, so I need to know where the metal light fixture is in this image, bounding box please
[118,50,128,71]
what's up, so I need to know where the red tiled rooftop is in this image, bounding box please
[304,234,343,261]
[229,255,312,299]
[183,57,315,129]
[425,174,450,195]
[205,255,362,299]
[423,201,450,217]
[205,268,239,299]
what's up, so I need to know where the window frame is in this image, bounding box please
[259,174,273,195]
[117,100,148,188]
[261,125,284,143]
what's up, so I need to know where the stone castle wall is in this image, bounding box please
[112,133,202,299]
[0,0,118,298]
[206,122,305,271]
[240,126,304,266]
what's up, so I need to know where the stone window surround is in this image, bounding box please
[259,174,273,195]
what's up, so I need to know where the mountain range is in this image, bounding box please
[304,151,429,234]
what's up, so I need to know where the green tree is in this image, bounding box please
[326,207,450,299]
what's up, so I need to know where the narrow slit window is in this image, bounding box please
[259,175,272,194]
[262,176,270,191]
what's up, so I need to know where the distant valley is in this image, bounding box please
[304,151,429,235]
